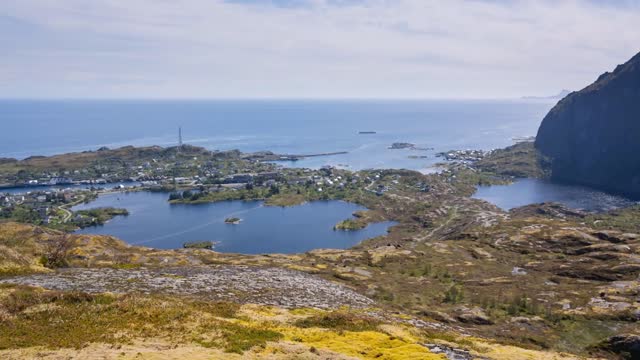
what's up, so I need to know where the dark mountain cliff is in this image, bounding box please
[535,51,640,198]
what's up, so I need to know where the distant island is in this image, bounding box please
[387,142,414,149]
[511,136,536,143]
[358,131,377,134]
[388,142,434,151]
[522,89,572,100]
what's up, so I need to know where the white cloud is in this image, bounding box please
[0,0,639,98]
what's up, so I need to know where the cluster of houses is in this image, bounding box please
[192,166,372,195]
[436,149,490,162]
[0,189,80,224]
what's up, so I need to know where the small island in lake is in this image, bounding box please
[224,217,242,224]
[74,207,129,228]
[334,210,386,231]
[333,218,364,231]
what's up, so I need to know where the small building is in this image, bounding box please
[257,172,279,180]
[224,173,254,184]
[36,207,49,218]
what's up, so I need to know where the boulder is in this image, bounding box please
[597,334,640,359]
[455,307,494,325]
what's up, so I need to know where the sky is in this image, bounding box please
[1,0,639,99]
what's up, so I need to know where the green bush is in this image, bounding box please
[443,284,464,304]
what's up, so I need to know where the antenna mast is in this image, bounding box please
[179,126,183,148]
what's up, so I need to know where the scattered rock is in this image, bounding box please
[509,316,542,324]
[418,310,457,324]
[471,247,493,260]
[424,343,475,360]
[589,297,634,313]
[0,266,374,309]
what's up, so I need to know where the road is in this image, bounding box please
[57,195,87,223]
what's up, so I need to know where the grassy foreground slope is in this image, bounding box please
[0,221,595,360]
[0,143,638,359]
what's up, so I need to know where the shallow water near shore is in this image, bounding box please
[473,178,637,212]
[72,191,395,254]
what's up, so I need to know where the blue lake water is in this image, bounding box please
[0,99,554,171]
[473,178,638,212]
[72,191,395,254]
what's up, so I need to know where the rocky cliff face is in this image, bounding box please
[535,51,640,198]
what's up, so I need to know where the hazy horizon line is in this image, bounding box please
[0,96,559,102]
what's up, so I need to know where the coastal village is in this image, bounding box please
[0,144,408,230]
[0,142,639,359]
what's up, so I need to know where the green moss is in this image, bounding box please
[295,311,381,332]
[553,318,620,355]
[197,322,283,354]
[0,267,39,277]
[0,286,246,351]
[586,205,640,233]
[443,284,464,304]
[111,263,142,270]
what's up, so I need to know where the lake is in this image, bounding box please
[0,99,554,171]
[473,178,637,212]
[72,191,395,254]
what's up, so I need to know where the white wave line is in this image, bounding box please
[131,203,263,245]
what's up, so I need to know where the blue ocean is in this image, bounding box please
[0,99,552,171]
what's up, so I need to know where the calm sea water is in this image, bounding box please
[0,99,553,171]
[72,192,395,254]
